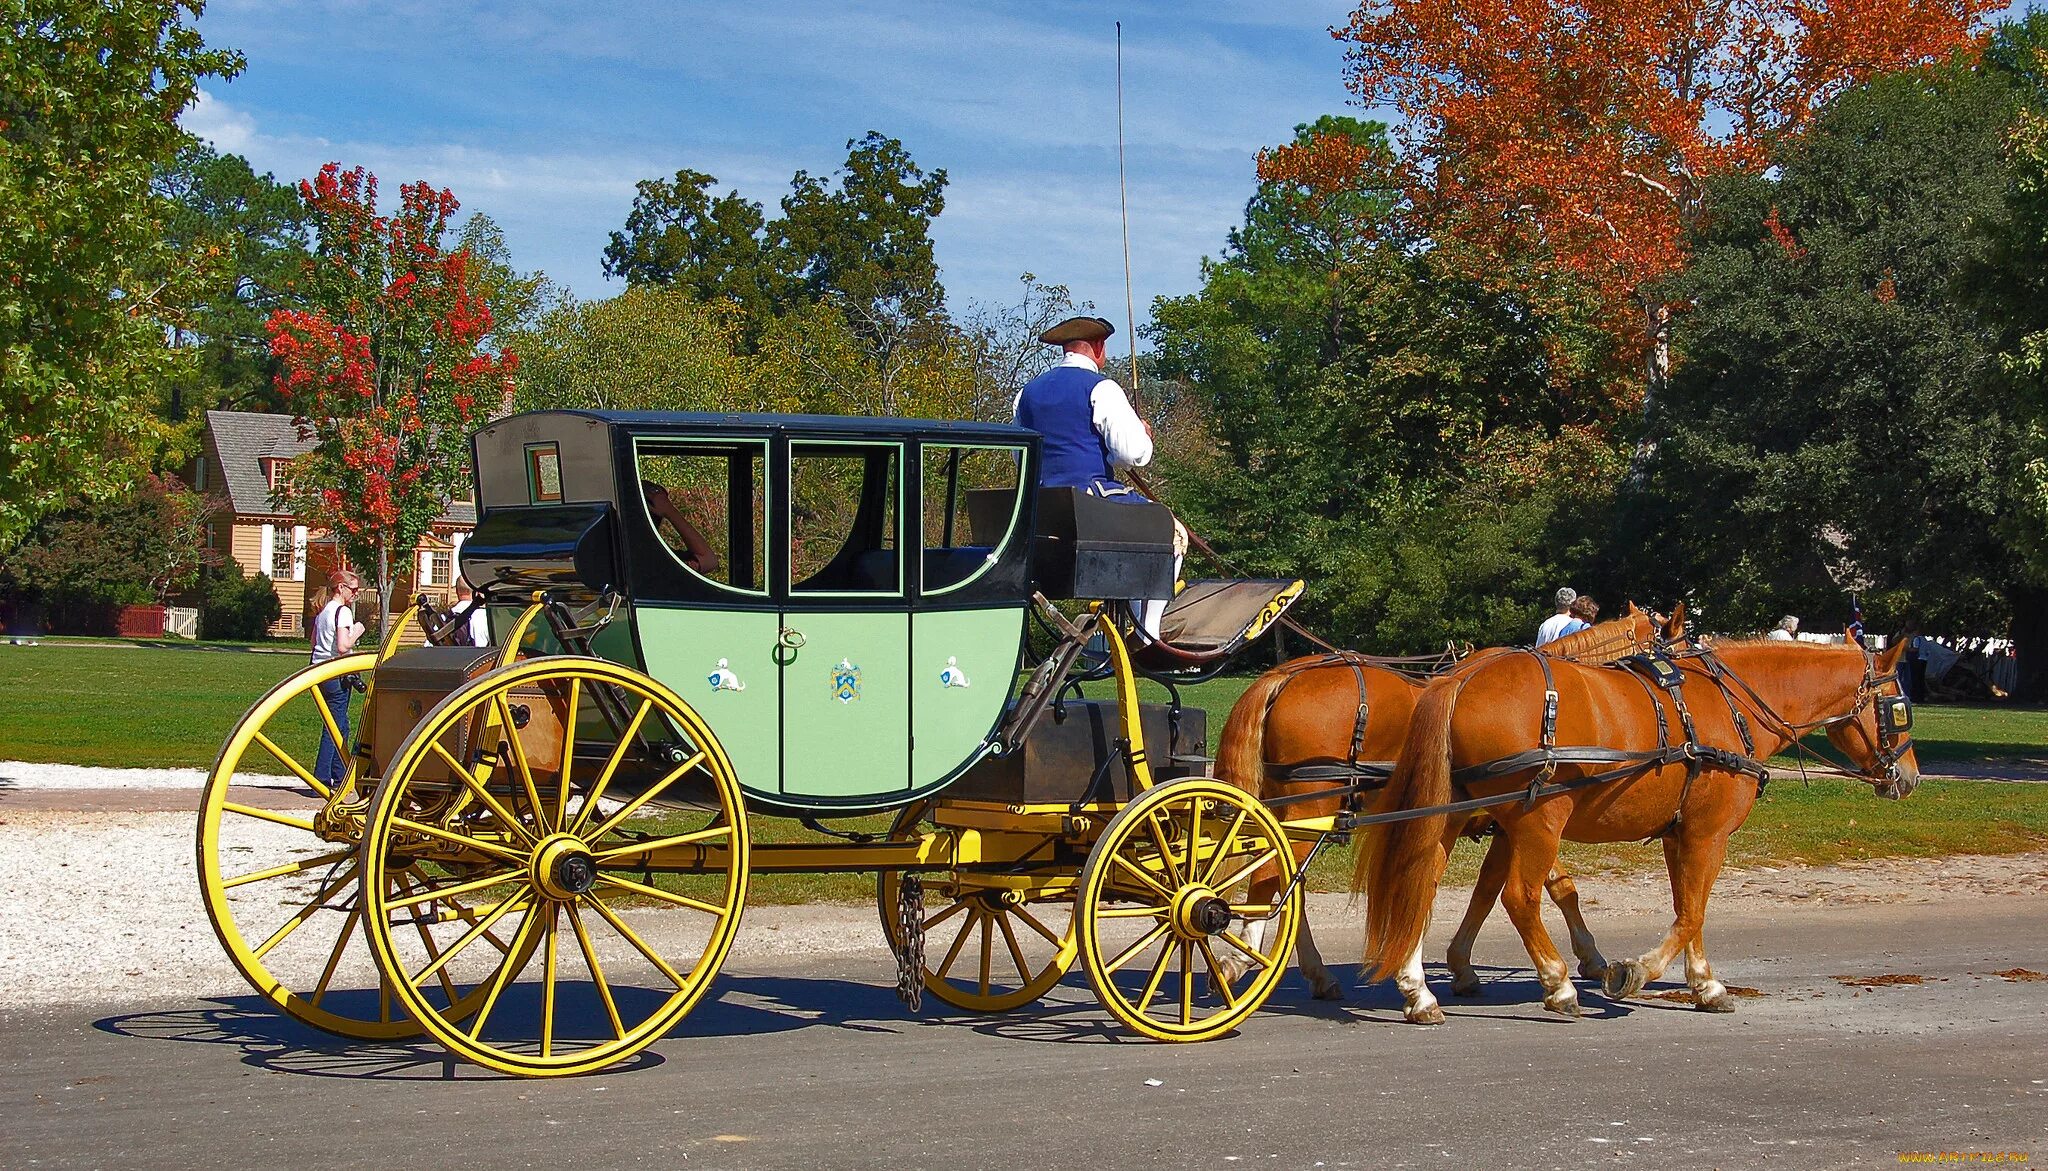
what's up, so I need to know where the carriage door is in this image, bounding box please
[779,441,911,802]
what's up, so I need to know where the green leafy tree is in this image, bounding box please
[457,211,556,350]
[602,169,780,319]
[6,473,216,606]
[512,285,799,414]
[154,141,312,417]
[1625,50,2038,680]
[0,0,243,546]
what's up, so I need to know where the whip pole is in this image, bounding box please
[1116,21,1139,404]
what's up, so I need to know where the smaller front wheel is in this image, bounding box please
[1076,777,1301,1041]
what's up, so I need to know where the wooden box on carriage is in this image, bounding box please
[946,699,1208,805]
[364,646,565,783]
[1026,487,1177,601]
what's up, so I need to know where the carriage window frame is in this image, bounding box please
[919,441,1028,598]
[631,435,772,599]
[786,438,906,598]
[524,442,563,504]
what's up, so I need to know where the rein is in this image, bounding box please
[1678,642,1915,790]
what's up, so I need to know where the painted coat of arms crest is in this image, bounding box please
[831,657,861,703]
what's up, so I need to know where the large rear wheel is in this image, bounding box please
[359,656,749,1076]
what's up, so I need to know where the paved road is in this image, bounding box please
[4,896,2043,1170]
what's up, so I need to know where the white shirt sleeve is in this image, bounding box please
[1089,379,1153,469]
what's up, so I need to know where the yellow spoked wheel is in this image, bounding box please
[359,656,749,1076]
[197,653,413,1038]
[877,802,1077,1012]
[1076,777,1301,1042]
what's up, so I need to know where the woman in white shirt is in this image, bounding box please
[310,570,367,787]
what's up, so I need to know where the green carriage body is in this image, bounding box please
[460,409,1042,816]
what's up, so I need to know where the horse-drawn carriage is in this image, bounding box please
[197,409,1315,1075]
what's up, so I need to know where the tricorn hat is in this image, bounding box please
[1038,315,1116,345]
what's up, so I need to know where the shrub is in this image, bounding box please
[200,563,282,640]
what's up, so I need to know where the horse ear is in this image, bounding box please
[1878,636,1909,669]
[1665,601,1687,637]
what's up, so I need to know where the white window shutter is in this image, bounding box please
[259,524,275,576]
[451,532,466,586]
[292,526,308,582]
[418,548,434,586]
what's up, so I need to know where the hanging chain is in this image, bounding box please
[894,873,924,1014]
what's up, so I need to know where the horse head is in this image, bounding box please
[1822,638,1921,800]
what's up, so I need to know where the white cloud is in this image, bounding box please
[180,89,258,154]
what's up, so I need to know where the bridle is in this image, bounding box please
[1687,640,1916,795]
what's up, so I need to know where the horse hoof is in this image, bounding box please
[1695,992,1738,1014]
[1405,1003,1446,1025]
[1311,980,1346,1002]
[1602,960,1647,1001]
[1544,995,1582,1018]
[1579,959,1609,982]
[1449,979,1481,998]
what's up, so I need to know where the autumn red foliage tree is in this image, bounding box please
[267,164,515,634]
[1330,0,1998,409]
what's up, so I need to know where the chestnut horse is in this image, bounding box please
[1358,637,1917,1022]
[1214,605,1678,998]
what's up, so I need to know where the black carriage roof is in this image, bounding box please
[531,408,1035,443]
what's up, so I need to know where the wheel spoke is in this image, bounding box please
[1012,903,1064,945]
[934,907,979,979]
[1094,905,1170,920]
[1110,852,1177,902]
[556,678,581,832]
[308,906,362,1008]
[1179,941,1194,1025]
[567,903,624,1040]
[221,801,317,834]
[583,751,708,842]
[1215,927,1274,968]
[397,873,464,1007]
[1137,935,1175,1010]
[1199,808,1249,887]
[466,907,543,1041]
[430,740,539,847]
[1145,811,1185,887]
[588,824,729,862]
[923,898,970,934]
[494,692,551,834]
[223,848,351,890]
[995,909,1031,983]
[978,913,993,995]
[414,887,532,984]
[1103,920,1172,974]
[595,873,727,916]
[585,893,688,987]
[252,864,357,960]
[1209,847,1280,896]
[252,730,326,796]
[1199,940,1238,1008]
[381,866,524,911]
[567,698,652,836]
[540,904,561,1058]
[390,815,527,864]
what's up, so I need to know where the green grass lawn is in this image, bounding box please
[5,645,2046,905]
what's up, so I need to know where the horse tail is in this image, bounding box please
[1215,668,1291,801]
[1355,670,1468,983]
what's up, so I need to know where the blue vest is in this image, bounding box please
[1016,365,1117,493]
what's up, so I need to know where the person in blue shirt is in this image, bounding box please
[1014,315,1181,634]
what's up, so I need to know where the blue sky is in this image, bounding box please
[184,1,1363,332]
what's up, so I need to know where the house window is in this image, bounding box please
[429,550,453,587]
[269,528,295,580]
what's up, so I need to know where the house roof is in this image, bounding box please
[205,410,476,527]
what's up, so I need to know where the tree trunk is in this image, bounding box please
[1627,298,1672,478]
[376,536,392,652]
[2007,582,2048,703]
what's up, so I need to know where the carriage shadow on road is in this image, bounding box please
[94,963,1643,1076]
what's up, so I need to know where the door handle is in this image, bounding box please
[777,626,807,650]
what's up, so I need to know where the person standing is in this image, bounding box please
[454,578,490,647]
[1767,615,1799,641]
[1569,594,1600,626]
[1535,587,1584,646]
[309,569,367,788]
[1013,314,1182,635]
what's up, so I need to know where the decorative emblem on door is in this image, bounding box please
[707,658,746,693]
[832,658,862,703]
[938,656,971,689]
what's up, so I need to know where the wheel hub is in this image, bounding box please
[532,834,599,900]
[1168,884,1232,940]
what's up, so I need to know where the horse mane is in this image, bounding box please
[1544,611,1649,664]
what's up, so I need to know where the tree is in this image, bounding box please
[456,211,556,349]
[6,473,216,606]
[154,141,313,417]
[1622,53,2034,671]
[511,285,798,414]
[1332,0,1996,417]
[0,0,243,546]
[1151,118,1624,651]
[602,169,780,319]
[267,164,516,635]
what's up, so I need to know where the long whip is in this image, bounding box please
[1116,21,1139,404]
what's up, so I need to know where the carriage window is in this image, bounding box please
[790,442,901,595]
[635,439,767,593]
[921,443,1026,594]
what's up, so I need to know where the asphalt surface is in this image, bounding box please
[4,894,2043,1171]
